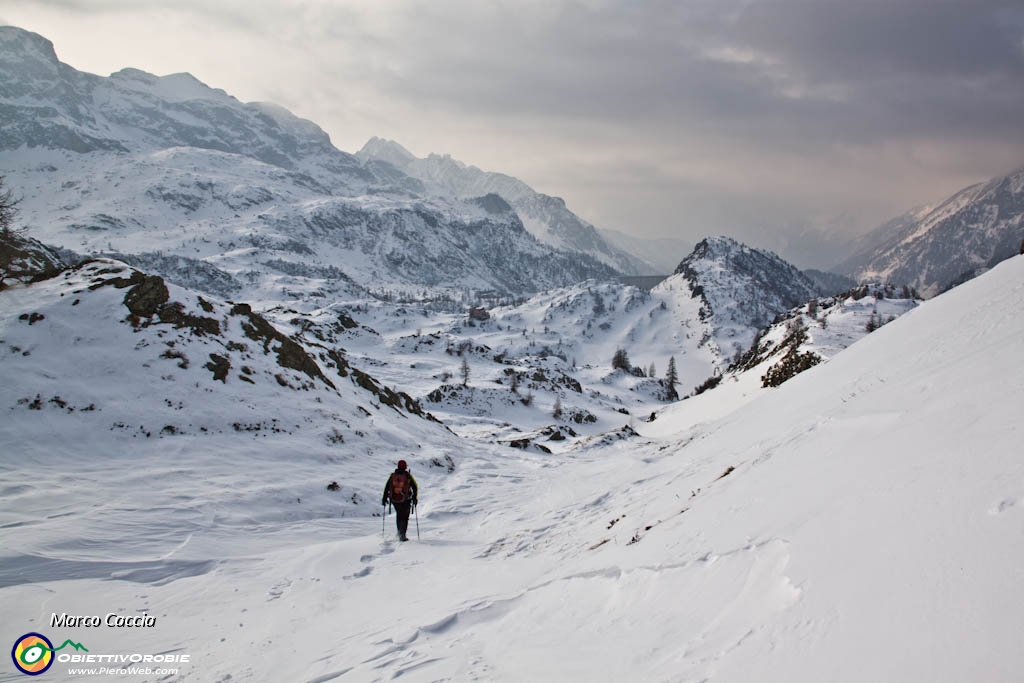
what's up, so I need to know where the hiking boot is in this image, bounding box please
[399,533,409,542]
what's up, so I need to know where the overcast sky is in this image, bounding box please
[2,0,1024,266]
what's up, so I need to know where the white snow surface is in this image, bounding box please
[2,248,1022,681]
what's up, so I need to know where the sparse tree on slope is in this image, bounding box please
[665,355,679,401]
[0,176,20,239]
[1,175,25,289]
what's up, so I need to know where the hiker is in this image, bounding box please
[382,459,418,541]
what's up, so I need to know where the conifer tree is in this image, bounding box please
[665,356,678,389]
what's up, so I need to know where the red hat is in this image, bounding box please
[397,459,408,470]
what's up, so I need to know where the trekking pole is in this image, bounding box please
[414,502,420,540]
[382,501,386,538]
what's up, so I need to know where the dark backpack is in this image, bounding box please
[390,471,411,503]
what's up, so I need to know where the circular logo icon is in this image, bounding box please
[11,633,54,676]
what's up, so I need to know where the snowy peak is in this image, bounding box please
[675,237,818,300]
[0,26,368,186]
[356,137,417,169]
[0,25,60,69]
[835,165,1024,296]
[666,236,819,360]
[108,67,234,105]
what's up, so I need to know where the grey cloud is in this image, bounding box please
[729,0,1024,81]
[318,0,1023,154]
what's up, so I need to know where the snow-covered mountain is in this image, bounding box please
[0,27,620,301]
[834,166,1024,297]
[668,236,820,361]
[356,137,655,274]
[0,27,370,191]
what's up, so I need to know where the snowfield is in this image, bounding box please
[4,25,1022,682]
[1,252,1022,681]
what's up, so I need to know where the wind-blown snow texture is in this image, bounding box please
[2,251,1021,681]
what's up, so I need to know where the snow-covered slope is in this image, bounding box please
[0,27,620,301]
[2,245,1020,682]
[835,166,1024,296]
[0,259,453,552]
[684,283,920,422]
[435,280,713,426]
[357,137,654,274]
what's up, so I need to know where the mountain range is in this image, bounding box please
[834,166,1024,296]
[0,27,665,304]
[5,24,1021,309]
[0,24,956,424]
[356,137,664,274]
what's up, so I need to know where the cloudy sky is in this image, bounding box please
[2,0,1023,266]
